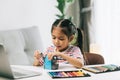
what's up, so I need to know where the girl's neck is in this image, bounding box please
[55,45,69,52]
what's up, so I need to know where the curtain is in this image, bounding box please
[64,0,80,28]
[65,0,93,52]
[79,0,92,52]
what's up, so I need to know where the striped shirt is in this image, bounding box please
[39,45,84,65]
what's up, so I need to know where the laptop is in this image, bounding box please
[0,44,41,79]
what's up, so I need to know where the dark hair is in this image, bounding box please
[76,28,84,53]
[51,19,76,38]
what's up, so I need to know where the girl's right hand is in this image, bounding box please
[34,50,42,59]
[33,50,43,66]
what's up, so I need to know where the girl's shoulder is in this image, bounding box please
[67,45,80,51]
[69,45,80,49]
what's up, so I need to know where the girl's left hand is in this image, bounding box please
[47,52,61,60]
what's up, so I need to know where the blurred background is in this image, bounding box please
[0,0,120,64]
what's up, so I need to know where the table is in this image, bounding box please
[0,63,120,80]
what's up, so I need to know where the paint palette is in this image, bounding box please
[48,70,90,78]
[82,64,120,74]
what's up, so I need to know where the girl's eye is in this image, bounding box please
[59,38,64,40]
[52,37,56,39]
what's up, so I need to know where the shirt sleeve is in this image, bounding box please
[66,46,84,65]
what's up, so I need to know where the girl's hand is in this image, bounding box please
[33,50,43,66]
[47,52,61,60]
[33,57,40,66]
[34,50,42,59]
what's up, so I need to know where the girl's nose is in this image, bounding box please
[55,39,59,44]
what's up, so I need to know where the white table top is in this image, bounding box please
[0,63,120,80]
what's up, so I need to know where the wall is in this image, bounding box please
[0,0,58,52]
[94,0,120,64]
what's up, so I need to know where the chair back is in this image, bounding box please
[74,28,105,65]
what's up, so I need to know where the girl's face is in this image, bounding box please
[52,27,73,52]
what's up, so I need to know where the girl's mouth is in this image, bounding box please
[56,46,61,48]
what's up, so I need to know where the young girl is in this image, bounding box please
[33,19,84,68]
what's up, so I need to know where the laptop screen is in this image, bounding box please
[0,44,14,78]
[0,44,41,79]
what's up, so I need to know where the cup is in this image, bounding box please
[44,56,59,70]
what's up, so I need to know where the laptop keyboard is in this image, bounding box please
[11,67,41,78]
[13,71,26,77]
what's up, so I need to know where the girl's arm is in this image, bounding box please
[59,53,84,68]
[47,52,84,68]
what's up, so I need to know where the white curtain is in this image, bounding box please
[94,0,120,64]
[65,0,96,53]
[64,0,80,28]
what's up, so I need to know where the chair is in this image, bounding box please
[72,28,105,65]
[83,52,104,65]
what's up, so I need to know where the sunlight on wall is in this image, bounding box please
[94,0,120,64]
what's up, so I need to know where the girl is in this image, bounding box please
[33,19,84,68]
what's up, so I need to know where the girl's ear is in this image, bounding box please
[69,35,74,42]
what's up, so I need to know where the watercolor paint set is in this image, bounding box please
[48,70,91,78]
[82,64,120,74]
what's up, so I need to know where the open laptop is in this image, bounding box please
[0,44,41,79]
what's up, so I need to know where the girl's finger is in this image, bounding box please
[48,53,53,60]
